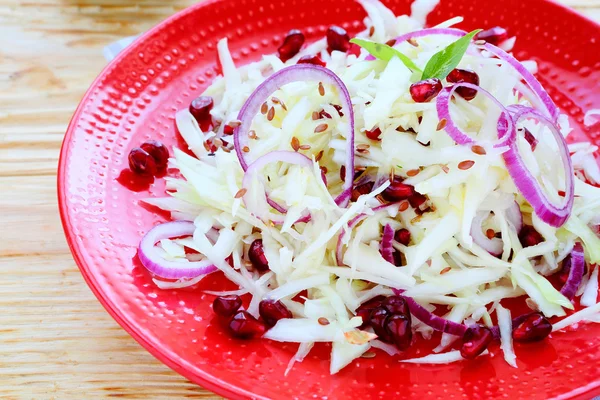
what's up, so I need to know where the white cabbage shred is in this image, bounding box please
[142,0,600,373]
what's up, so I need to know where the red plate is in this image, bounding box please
[58,0,600,398]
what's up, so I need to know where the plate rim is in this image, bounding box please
[57,0,600,399]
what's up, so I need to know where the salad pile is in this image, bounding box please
[130,0,600,374]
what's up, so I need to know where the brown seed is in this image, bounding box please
[267,106,275,121]
[389,167,395,182]
[369,26,375,36]
[471,145,487,155]
[357,144,370,151]
[234,188,247,199]
[474,39,487,46]
[248,130,257,139]
[242,146,250,153]
[291,136,300,152]
[406,169,420,177]
[411,215,422,224]
[436,118,447,131]
[203,141,211,152]
[312,111,320,121]
[458,160,475,170]
[440,266,451,275]
[213,138,223,148]
[486,229,496,239]
[299,144,311,150]
[407,38,419,47]
[399,201,409,212]
[271,97,281,104]
[318,82,325,96]
[228,120,241,128]
[385,39,397,47]
[441,164,450,174]
[318,317,330,326]
[361,351,377,359]
[315,123,328,133]
[222,147,231,153]
[280,101,288,111]
[320,166,328,174]
[315,150,324,162]
[261,102,268,115]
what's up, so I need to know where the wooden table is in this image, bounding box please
[0,1,597,399]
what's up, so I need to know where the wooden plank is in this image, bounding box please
[0,0,596,399]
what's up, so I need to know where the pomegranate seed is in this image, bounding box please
[408,192,427,210]
[248,239,269,271]
[365,127,382,141]
[523,128,538,151]
[351,182,374,202]
[278,29,305,62]
[447,69,480,101]
[475,27,509,46]
[392,250,404,267]
[259,300,292,327]
[410,78,443,103]
[297,54,326,67]
[369,307,392,343]
[512,312,552,342]
[189,96,214,129]
[382,178,415,201]
[223,124,235,135]
[519,225,544,248]
[140,140,169,169]
[228,311,266,339]
[382,296,410,318]
[327,26,351,53]
[460,325,493,359]
[395,229,411,246]
[319,104,344,119]
[347,42,361,57]
[213,295,242,317]
[385,314,412,351]
[128,147,157,176]
[356,296,385,328]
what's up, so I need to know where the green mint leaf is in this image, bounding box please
[350,38,422,73]
[421,30,482,80]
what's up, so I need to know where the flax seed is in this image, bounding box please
[406,169,420,177]
[267,106,275,121]
[261,102,268,115]
[458,160,475,170]
[315,150,324,162]
[314,123,328,133]
[299,144,311,150]
[399,201,409,212]
[436,118,447,131]
[440,267,451,275]
[242,146,250,153]
[291,136,300,151]
[234,188,247,198]
[318,317,330,326]
[318,82,325,96]
[471,145,486,155]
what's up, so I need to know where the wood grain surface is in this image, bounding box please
[0,1,597,399]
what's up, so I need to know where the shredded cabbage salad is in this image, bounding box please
[137,0,600,373]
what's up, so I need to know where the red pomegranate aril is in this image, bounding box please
[512,312,552,342]
[259,300,293,327]
[382,178,415,201]
[327,25,351,52]
[392,250,404,267]
[410,78,443,103]
[228,311,266,339]
[385,314,412,351]
[278,29,305,62]
[213,295,242,317]
[408,192,427,210]
[347,42,361,57]
[223,124,234,135]
[248,239,269,271]
[351,182,374,202]
[369,307,392,343]
[382,296,410,319]
[189,96,214,128]
[395,228,411,246]
[365,127,382,141]
[128,147,157,176]
[460,325,493,359]
[356,296,385,328]
[297,54,326,67]
[475,27,509,46]
[519,225,544,248]
[447,69,480,101]
[140,140,169,169]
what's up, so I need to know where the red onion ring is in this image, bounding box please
[436,82,515,148]
[234,65,355,207]
[138,221,218,279]
[242,150,313,224]
[365,28,465,61]
[380,223,395,264]
[470,211,503,256]
[502,107,574,227]
[559,242,585,300]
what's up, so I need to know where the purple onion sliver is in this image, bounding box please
[380,224,395,264]
[138,221,218,279]
[470,211,503,256]
[559,242,585,300]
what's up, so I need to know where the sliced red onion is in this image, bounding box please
[502,107,574,227]
[560,242,585,300]
[392,290,468,336]
[365,28,465,61]
[380,223,395,264]
[506,200,523,233]
[138,221,218,279]
[436,82,515,148]
[470,211,503,256]
[234,64,355,207]
[242,150,313,224]
[483,43,559,122]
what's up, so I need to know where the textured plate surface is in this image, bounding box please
[58,0,600,399]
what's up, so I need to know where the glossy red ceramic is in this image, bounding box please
[58,0,600,398]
